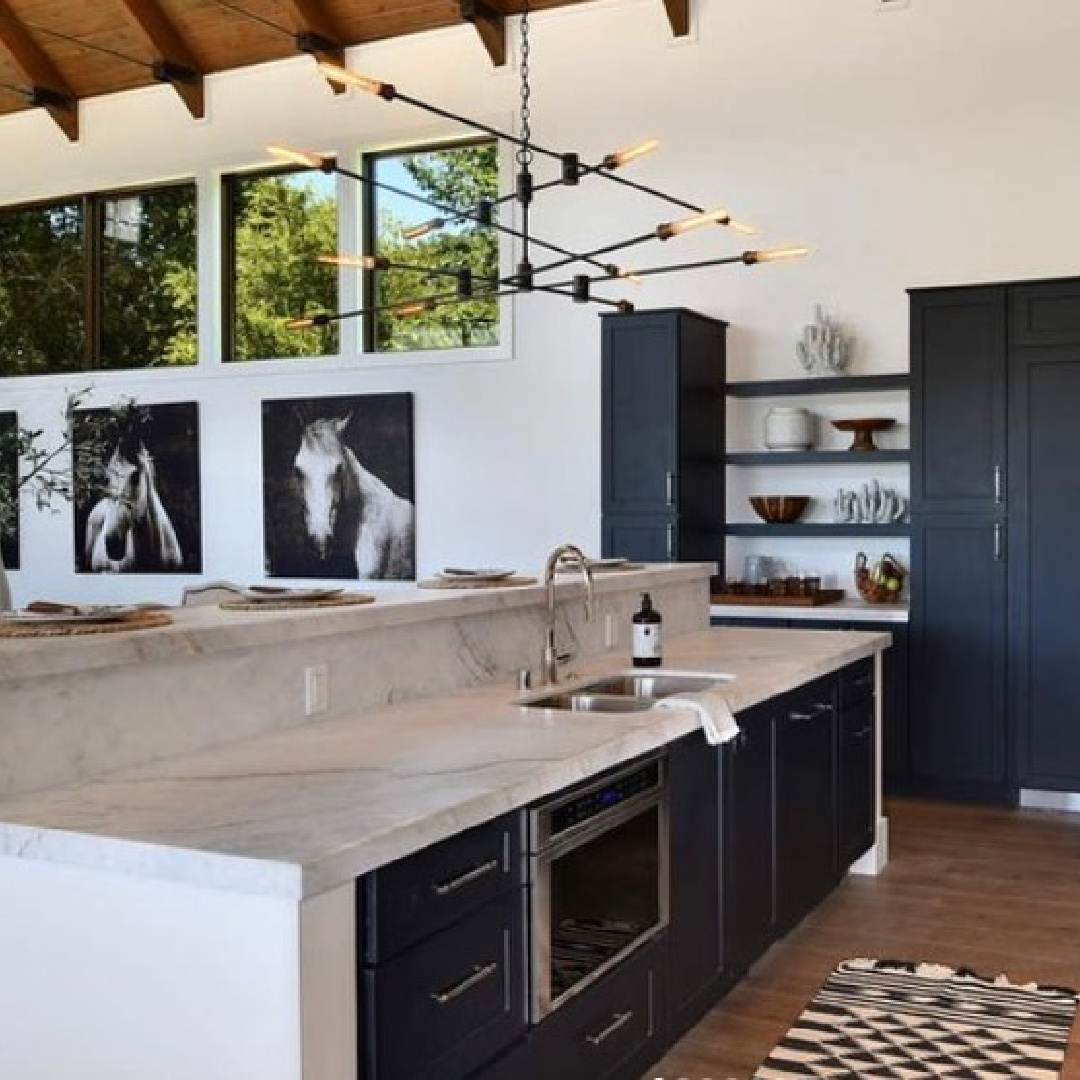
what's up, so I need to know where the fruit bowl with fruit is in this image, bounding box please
[854,552,906,603]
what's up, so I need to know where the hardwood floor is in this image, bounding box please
[650,797,1080,1079]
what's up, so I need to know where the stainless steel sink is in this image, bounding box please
[522,692,655,713]
[520,671,733,713]
[577,673,729,699]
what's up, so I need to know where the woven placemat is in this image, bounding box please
[0,610,174,638]
[219,593,375,611]
[417,575,538,590]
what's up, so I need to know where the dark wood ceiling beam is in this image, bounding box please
[662,0,690,37]
[282,0,347,93]
[116,0,205,118]
[460,0,507,67]
[0,0,77,140]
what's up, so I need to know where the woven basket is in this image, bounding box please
[854,552,905,604]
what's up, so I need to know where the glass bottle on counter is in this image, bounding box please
[632,592,663,668]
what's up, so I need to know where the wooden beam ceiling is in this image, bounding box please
[116,0,205,119]
[280,0,347,93]
[0,0,77,139]
[459,0,506,67]
[662,0,690,37]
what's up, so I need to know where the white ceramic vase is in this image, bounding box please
[763,407,814,451]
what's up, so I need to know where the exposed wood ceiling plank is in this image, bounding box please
[0,0,77,139]
[116,0,205,118]
[282,0,346,93]
[662,0,689,37]
[459,0,506,67]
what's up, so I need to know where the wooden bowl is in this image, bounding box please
[831,417,896,451]
[749,496,810,524]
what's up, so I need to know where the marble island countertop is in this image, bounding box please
[0,625,889,901]
[711,598,909,623]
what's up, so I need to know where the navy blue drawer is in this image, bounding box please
[363,890,527,1080]
[839,657,875,710]
[361,812,524,963]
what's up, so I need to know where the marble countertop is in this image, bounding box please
[0,563,711,682]
[710,599,909,623]
[0,626,890,900]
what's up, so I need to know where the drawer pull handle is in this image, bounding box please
[855,675,873,689]
[851,725,873,740]
[430,961,499,1005]
[586,1009,634,1046]
[432,858,500,896]
[790,704,831,722]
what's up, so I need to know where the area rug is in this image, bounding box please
[753,958,1078,1079]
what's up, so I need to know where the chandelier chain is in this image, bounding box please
[516,2,533,169]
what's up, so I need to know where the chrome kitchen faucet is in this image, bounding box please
[540,543,595,686]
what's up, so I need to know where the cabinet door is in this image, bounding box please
[910,287,1007,514]
[1010,280,1080,347]
[528,936,667,1080]
[723,702,774,977]
[838,698,876,869]
[1009,345,1080,788]
[601,313,678,516]
[602,513,677,562]
[909,516,1009,798]
[667,732,722,1038]
[774,678,837,934]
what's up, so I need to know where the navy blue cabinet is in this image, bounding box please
[1008,284,1080,789]
[601,309,726,568]
[667,732,724,1039]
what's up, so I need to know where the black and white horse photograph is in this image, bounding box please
[0,411,18,571]
[73,402,202,575]
[262,393,415,580]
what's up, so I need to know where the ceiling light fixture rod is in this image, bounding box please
[290,285,521,328]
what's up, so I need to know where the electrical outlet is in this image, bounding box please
[305,665,329,716]
[604,613,618,649]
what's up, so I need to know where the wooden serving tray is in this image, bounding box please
[711,589,846,607]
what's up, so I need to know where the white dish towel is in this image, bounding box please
[655,689,741,747]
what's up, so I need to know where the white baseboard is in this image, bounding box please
[1020,789,1080,813]
[849,815,890,876]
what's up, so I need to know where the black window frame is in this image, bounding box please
[221,161,340,364]
[0,178,198,379]
[361,136,501,355]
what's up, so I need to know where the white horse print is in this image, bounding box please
[292,416,415,579]
[85,442,183,573]
[262,393,415,581]
[74,402,202,575]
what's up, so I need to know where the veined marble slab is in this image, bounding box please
[0,626,890,900]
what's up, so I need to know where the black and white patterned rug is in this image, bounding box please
[753,958,1078,1079]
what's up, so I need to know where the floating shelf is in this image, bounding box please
[726,450,910,466]
[725,523,912,538]
[726,373,910,398]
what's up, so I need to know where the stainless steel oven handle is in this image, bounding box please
[432,858,500,896]
[430,961,499,1005]
[587,1009,634,1046]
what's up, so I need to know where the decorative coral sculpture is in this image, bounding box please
[796,304,853,374]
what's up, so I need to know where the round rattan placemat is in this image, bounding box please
[219,593,375,612]
[0,610,174,638]
[417,575,538,590]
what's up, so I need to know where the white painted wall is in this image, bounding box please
[2,0,1079,603]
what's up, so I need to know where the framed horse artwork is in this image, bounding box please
[0,412,18,572]
[73,402,202,575]
[262,393,416,581]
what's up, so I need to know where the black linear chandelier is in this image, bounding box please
[271,3,808,332]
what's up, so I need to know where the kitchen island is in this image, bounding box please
[0,565,889,1080]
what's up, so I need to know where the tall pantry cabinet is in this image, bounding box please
[909,277,1080,800]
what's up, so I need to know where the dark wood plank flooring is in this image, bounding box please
[650,797,1080,1078]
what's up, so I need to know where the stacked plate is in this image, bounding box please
[435,568,516,584]
[0,603,143,627]
[237,586,344,604]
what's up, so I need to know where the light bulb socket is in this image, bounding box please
[516,169,534,207]
[296,31,337,56]
[572,275,590,304]
[477,199,494,226]
[456,268,474,300]
[561,153,582,186]
[617,300,636,314]
[655,222,675,241]
[515,260,535,290]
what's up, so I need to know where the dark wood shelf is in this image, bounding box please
[726,373,910,398]
[725,523,912,538]
[726,450,910,466]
